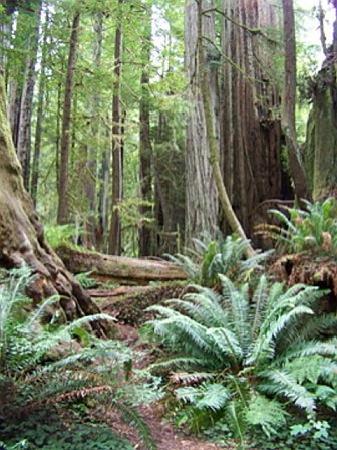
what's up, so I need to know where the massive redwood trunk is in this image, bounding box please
[0,73,103,330]
[220,0,286,234]
[185,0,219,245]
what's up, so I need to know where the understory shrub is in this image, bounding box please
[146,275,337,447]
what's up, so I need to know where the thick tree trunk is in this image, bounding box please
[282,0,310,201]
[56,246,187,284]
[304,4,337,200]
[0,73,103,331]
[139,9,153,257]
[16,0,42,191]
[31,7,49,206]
[185,0,219,245]
[197,1,254,258]
[57,11,80,224]
[82,13,103,249]
[109,0,123,255]
[220,0,285,235]
[154,111,186,255]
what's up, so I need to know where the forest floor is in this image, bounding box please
[92,319,235,450]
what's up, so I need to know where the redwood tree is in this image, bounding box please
[57,10,81,224]
[109,0,124,255]
[0,72,102,328]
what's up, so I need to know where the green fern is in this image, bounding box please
[0,267,157,450]
[167,234,272,286]
[257,197,337,254]
[145,276,337,438]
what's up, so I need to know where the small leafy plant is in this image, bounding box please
[146,275,337,446]
[256,198,337,255]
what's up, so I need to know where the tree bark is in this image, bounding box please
[197,0,254,257]
[139,7,153,257]
[82,12,103,249]
[184,0,219,245]
[16,0,42,190]
[220,0,286,235]
[0,72,104,332]
[57,11,80,224]
[56,246,187,284]
[304,3,337,200]
[109,0,123,255]
[282,0,310,201]
[31,6,49,206]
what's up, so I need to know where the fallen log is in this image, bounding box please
[55,245,188,284]
[99,282,189,325]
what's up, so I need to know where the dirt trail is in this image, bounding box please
[102,322,229,450]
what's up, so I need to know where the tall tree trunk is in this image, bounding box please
[304,2,337,200]
[139,7,153,257]
[82,13,103,249]
[282,0,310,201]
[220,0,285,234]
[98,134,110,253]
[16,0,42,190]
[57,11,80,225]
[0,72,104,333]
[109,0,123,255]
[196,0,254,257]
[185,0,218,245]
[31,6,49,206]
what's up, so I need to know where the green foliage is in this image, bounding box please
[258,198,337,254]
[0,266,157,450]
[145,275,337,442]
[1,413,133,450]
[75,271,97,289]
[44,224,80,249]
[167,234,272,286]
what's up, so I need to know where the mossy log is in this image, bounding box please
[56,245,188,284]
[0,72,104,333]
[99,282,188,325]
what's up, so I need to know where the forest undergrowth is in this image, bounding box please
[1,199,337,450]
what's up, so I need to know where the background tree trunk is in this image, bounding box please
[31,5,49,206]
[109,0,124,255]
[82,12,103,249]
[16,0,42,190]
[282,0,310,201]
[304,3,337,200]
[57,11,80,225]
[139,8,153,257]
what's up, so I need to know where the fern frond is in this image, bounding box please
[261,369,316,413]
[176,382,230,412]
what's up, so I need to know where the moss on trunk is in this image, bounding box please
[305,63,337,200]
[0,72,104,332]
